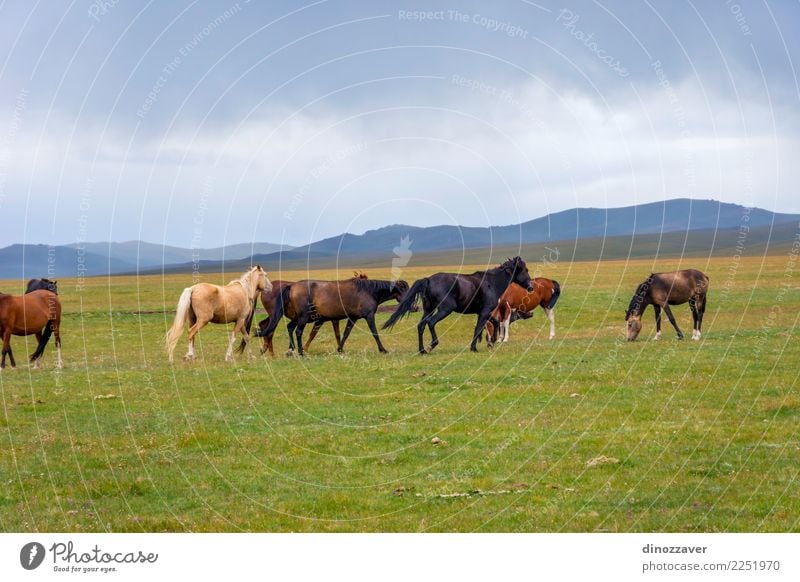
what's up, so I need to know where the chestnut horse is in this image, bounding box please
[625,269,709,341]
[0,290,62,369]
[165,265,272,362]
[485,278,561,347]
[244,272,368,356]
[257,277,408,356]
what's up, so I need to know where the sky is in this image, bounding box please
[0,0,798,248]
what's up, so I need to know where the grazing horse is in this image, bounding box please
[383,257,534,353]
[165,265,272,362]
[256,277,408,356]
[0,290,62,369]
[485,278,561,347]
[625,269,709,341]
[26,278,58,294]
[243,272,369,356]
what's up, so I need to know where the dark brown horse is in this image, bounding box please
[625,269,709,341]
[383,257,534,353]
[485,278,561,347]
[0,290,62,369]
[256,277,408,356]
[244,272,369,356]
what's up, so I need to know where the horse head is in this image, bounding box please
[250,265,272,294]
[503,256,533,292]
[390,279,409,302]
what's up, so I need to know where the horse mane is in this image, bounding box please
[354,278,395,294]
[626,275,654,318]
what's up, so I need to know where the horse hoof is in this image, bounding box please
[183,355,195,362]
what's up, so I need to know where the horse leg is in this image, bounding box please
[295,321,308,357]
[184,318,207,361]
[0,329,11,369]
[544,307,555,340]
[688,298,699,340]
[696,293,707,338]
[32,331,43,369]
[54,324,63,369]
[501,312,512,342]
[284,320,297,356]
[417,308,433,354]
[470,311,493,352]
[426,308,452,353]
[338,319,356,353]
[365,313,388,353]
[653,305,662,340]
[225,321,244,362]
[303,320,324,352]
[662,305,683,339]
[331,320,342,350]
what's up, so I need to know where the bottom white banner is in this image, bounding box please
[1,533,797,581]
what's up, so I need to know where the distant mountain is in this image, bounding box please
[3,199,798,279]
[240,198,797,268]
[0,240,292,279]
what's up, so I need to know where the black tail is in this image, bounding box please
[30,321,53,362]
[382,278,428,329]
[258,284,291,338]
[545,280,561,310]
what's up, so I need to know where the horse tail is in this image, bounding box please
[256,284,290,339]
[382,278,427,329]
[166,287,193,362]
[545,280,561,310]
[29,320,53,362]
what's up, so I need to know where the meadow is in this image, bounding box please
[1,254,798,532]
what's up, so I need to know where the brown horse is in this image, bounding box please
[625,269,709,341]
[165,265,272,362]
[485,278,561,347]
[256,277,409,356]
[246,272,368,356]
[0,290,62,369]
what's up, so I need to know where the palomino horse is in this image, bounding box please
[383,257,534,353]
[165,265,272,361]
[243,272,368,356]
[485,278,561,347]
[625,269,709,341]
[0,290,62,369]
[257,277,408,356]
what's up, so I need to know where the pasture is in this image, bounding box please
[1,255,798,532]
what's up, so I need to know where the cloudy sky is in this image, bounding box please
[0,0,798,248]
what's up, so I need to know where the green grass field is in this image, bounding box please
[1,254,798,532]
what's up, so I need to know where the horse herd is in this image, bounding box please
[0,259,709,369]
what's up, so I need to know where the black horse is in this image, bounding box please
[383,257,534,353]
[255,278,408,356]
[26,278,58,294]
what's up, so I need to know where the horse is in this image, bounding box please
[243,272,368,356]
[484,278,561,347]
[625,269,709,341]
[26,278,58,294]
[383,256,534,353]
[256,277,408,356]
[0,290,62,369]
[165,265,272,362]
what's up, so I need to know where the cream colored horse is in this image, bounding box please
[166,265,272,362]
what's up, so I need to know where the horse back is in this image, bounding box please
[0,290,60,333]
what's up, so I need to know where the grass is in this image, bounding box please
[1,254,798,532]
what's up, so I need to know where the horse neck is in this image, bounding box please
[236,272,259,302]
[629,290,651,317]
[485,267,513,292]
